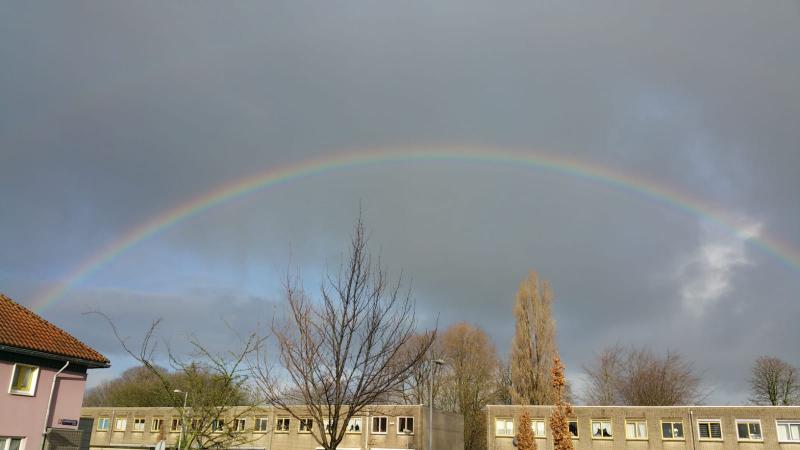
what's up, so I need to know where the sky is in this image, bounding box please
[2,1,799,404]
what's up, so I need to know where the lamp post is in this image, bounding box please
[173,389,189,450]
[429,359,445,450]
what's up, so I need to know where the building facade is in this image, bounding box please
[80,405,463,450]
[486,405,800,449]
[0,294,110,450]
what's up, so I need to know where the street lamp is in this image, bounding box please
[429,359,445,450]
[173,389,189,450]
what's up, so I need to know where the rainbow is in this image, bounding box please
[30,146,800,312]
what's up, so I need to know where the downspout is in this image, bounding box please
[688,410,697,450]
[41,361,70,450]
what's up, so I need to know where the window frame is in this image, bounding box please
[494,417,514,437]
[132,418,146,432]
[0,437,24,450]
[346,417,362,434]
[776,420,800,443]
[696,419,723,441]
[590,419,613,440]
[233,419,246,432]
[530,418,546,438]
[8,364,39,396]
[371,416,388,434]
[114,417,128,432]
[567,419,579,439]
[210,419,224,433]
[624,419,647,440]
[396,417,413,435]
[169,418,180,433]
[275,417,290,433]
[254,417,270,433]
[97,417,110,432]
[660,420,685,441]
[298,418,314,433]
[151,418,163,432]
[736,419,763,442]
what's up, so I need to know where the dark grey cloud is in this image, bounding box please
[1,1,799,403]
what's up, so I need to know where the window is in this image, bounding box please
[625,419,647,440]
[661,420,684,440]
[211,419,224,432]
[97,418,110,431]
[170,418,180,432]
[372,417,388,434]
[299,418,314,433]
[255,417,270,432]
[9,364,39,396]
[152,419,163,432]
[347,418,362,433]
[190,419,198,430]
[276,417,290,432]
[697,419,722,440]
[0,438,23,450]
[530,419,545,438]
[568,420,578,438]
[114,418,127,431]
[133,418,146,432]
[736,420,762,441]
[777,421,800,442]
[495,418,513,437]
[591,420,612,439]
[233,419,246,432]
[397,417,413,434]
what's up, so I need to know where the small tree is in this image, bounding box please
[750,356,799,405]
[93,313,262,450]
[253,215,435,450]
[516,411,536,450]
[549,355,573,450]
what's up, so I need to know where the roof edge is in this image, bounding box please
[1,344,111,368]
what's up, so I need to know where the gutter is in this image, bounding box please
[0,344,110,368]
[41,361,70,450]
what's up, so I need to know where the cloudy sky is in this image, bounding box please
[2,1,799,404]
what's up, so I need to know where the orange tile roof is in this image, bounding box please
[0,293,109,366]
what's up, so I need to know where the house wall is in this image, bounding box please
[486,405,800,450]
[0,353,89,450]
[80,405,464,450]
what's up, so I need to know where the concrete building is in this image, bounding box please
[486,404,800,449]
[0,294,110,450]
[80,405,463,450]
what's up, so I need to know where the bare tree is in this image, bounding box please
[396,332,443,405]
[510,271,557,405]
[92,313,262,450]
[253,216,435,450]
[582,346,704,406]
[750,356,799,405]
[494,358,513,405]
[439,323,499,450]
[581,345,623,405]
[549,355,573,450]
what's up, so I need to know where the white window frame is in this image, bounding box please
[590,419,613,440]
[233,419,246,432]
[396,417,413,435]
[372,416,388,434]
[114,418,127,431]
[661,420,685,441]
[736,419,762,442]
[211,419,224,433]
[151,418,163,432]
[495,418,514,437]
[347,417,362,433]
[0,437,25,450]
[169,418,180,433]
[567,419,579,439]
[299,418,314,433]
[776,420,800,443]
[697,419,723,441]
[132,418,146,432]
[530,419,545,438]
[254,417,270,433]
[8,364,39,396]
[625,419,647,440]
[275,417,290,433]
[97,417,110,431]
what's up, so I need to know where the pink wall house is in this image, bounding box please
[0,294,109,450]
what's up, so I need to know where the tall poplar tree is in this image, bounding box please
[510,271,556,404]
